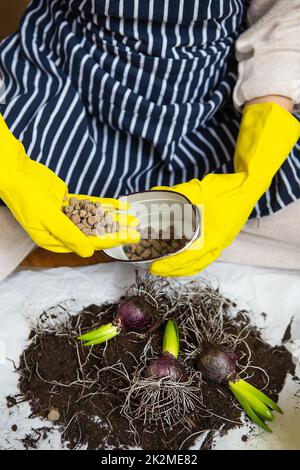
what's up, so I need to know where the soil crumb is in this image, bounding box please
[282,317,293,343]
[21,427,52,450]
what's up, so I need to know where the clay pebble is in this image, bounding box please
[124,225,188,261]
[47,408,60,422]
[62,197,119,236]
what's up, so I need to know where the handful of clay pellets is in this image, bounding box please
[62,197,119,236]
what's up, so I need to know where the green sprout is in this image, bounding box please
[163,319,180,359]
[229,379,283,432]
[78,322,119,346]
[144,319,187,382]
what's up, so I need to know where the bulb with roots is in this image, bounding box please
[196,345,283,433]
[121,320,202,431]
[78,296,156,346]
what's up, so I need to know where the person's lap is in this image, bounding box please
[220,198,300,269]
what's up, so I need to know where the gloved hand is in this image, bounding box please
[150,102,300,277]
[0,115,140,257]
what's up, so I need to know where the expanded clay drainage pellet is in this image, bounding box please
[62,197,119,236]
[124,226,189,261]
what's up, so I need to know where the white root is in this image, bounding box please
[168,280,262,383]
[120,371,204,435]
[126,272,176,318]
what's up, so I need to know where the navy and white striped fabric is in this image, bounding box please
[1,0,300,218]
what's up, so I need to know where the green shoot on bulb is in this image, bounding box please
[229,379,283,433]
[163,319,180,359]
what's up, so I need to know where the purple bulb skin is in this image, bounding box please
[117,296,153,332]
[198,348,237,384]
[146,353,188,382]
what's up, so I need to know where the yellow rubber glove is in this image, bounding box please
[150,102,300,277]
[0,114,140,256]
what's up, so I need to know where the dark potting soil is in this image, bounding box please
[282,317,293,343]
[12,301,295,450]
[21,427,52,450]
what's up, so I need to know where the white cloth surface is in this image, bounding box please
[0,262,299,449]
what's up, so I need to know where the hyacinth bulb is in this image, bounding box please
[146,353,188,382]
[197,348,237,384]
[117,296,154,332]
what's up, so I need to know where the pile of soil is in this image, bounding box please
[8,289,295,450]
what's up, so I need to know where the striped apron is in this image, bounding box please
[1,0,300,218]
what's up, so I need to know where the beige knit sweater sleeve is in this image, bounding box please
[233,0,300,110]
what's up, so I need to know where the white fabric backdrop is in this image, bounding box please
[0,262,299,450]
